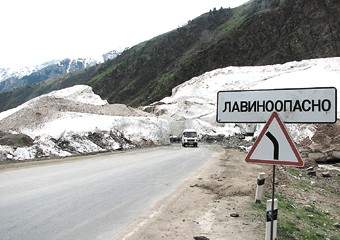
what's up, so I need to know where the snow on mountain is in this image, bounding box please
[0,50,120,91]
[0,65,41,82]
[0,85,169,160]
[144,57,340,140]
[0,58,96,92]
[102,50,120,62]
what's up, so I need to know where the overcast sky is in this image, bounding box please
[0,0,249,67]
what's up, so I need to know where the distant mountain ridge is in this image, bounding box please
[0,65,39,83]
[0,50,120,93]
[0,0,339,111]
[0,58,96,93]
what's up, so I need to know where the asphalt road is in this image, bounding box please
[0,145,221,240]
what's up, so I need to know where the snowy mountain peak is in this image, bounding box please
[0,50,120,83]
[102,50,120,62]
[0,65,40,82]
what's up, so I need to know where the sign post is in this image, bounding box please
[246,111,303,240]
[216,87,337,240]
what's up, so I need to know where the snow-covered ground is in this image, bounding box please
[144,57,340,139]
[0,85,169,160]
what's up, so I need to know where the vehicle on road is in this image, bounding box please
[182,129,198,147]
[169,135,181,143]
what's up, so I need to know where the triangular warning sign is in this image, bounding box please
[245,112,304,167]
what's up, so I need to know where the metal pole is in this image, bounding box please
[270,165,276,240]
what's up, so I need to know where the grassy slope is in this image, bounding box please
[252,167,340,240]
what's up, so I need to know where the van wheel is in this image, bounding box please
[182,143,186,147]
[194,143,198,147]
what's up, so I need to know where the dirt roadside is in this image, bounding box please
[121,149,269,240]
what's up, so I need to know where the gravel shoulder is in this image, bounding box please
[121,148,268,240]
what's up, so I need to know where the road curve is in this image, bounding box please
[0,145,221,240]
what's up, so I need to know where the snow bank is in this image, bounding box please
[146,57,340,140]
[0,85,169,161]
[22,112,169,144]
[0,85,107,122]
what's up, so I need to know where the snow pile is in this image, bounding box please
[0,85,169,161]
[145,57,340,140]
[45,85,108,106]
[23,112,169,144]
[0,85,106,122]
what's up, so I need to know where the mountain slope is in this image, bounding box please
[0,0,339,111]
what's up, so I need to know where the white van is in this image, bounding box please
[182,129,198,147]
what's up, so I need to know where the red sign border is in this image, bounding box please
[245,112,304,167]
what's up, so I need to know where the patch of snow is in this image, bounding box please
[34,136,72,157]
[13,147,36,160]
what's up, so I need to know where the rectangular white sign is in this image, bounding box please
[217,87,337,123]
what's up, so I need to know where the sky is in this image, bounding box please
[0,0,249,68]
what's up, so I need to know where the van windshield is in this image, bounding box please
[183,132,197,138]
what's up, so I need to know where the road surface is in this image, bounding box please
[0,145,221,240]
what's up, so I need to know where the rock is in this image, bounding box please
[321,172,331,178]
[331,151,340,160]
[311,133,332,146]
[308,152,327,162]
[332,135,340,144]
[194,237,210,240]
[230,212,240,217]
[333,223,340,229]
[150,101,165,106]
[299,138,313,147]
[0,131,34,147]
[142,106,155,113]
[306,167,314,171]
[154,108,167,116]
[307,170,316,177]
[0,153,8,161]
[332,143,340,151]
[308,143,325,153]
[321,148,336,155]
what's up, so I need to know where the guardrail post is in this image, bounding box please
[255,172,266,203]
[265,198,278,240]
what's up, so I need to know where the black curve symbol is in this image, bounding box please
[265,131,279,160]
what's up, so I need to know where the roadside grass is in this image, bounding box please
[252,190,340,240]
